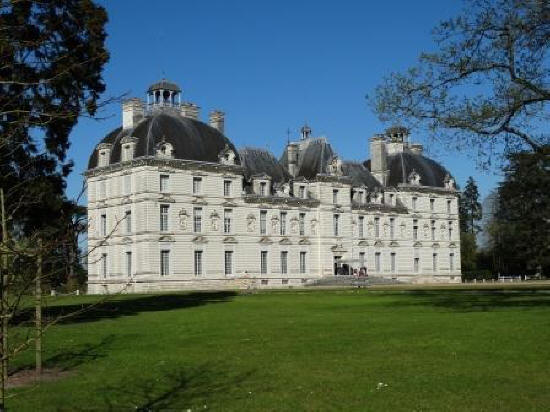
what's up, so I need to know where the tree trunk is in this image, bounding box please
[0,188,7,410]
[35,238,43,378]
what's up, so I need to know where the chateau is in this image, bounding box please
[85,80,461,294]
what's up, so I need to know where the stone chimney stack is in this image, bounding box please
[209,110,225,133]
[180,102,200,120]
[410,143,423,155]
[122,98,144,129]
[286,143,299,178]
[370,134,389,186]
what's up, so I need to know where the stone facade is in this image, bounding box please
[85,80,461,294]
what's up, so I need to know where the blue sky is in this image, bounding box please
[67,0,502,200]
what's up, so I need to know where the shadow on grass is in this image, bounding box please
[373,289,550,312]
[9,334,116,376]
[13,291,238,326]
[99,364,256,411]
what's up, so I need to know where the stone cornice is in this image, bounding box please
[84,156,244,178]
[243,194,320,207]
[351,202,408,214]
[397,184,459,196]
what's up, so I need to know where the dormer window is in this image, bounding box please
[260,182,267,196]
[96,143,112,167]
[156,141,174,158]
[298,185,305,199]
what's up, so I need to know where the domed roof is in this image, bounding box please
[88,112,240,169]
[147,79,181,93]
[385,151,451,188]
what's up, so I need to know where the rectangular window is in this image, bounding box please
[193,207,202,233]
[160,174,169,192]
[299,213,306,236]
[358,216,364,238]
[260,181,267,196]
[224,251,233,275]
[414,257,420,273]
[101,213,107,237]
[126,251,132,277]
[447,199,452,214]
[125,210,132,234]
[449,253,455,271]
[359,252,365,268]
[389,193,394,206]
[299,252,307,274]
[431,220,436,241]
[192,177,202,195]
[280,251,288,274]
[390,252,396,273]
[375,217,380,238]
[224,180,231,197]
[358,191,364,204]
[261,251,268,274]
[160,250,170,276]
[413,219,418,241]
[194,250,202,276]
[333,214,340,236]
[433,253,438,271]
[260,210,267,235]
[430,198,435,211]
[412,197,417,211]
[124,174,131,195]
[298,185,305,199]
[224,209,232,234]
[448,221,453,240]
[375,252,381,272]
[390,218,395,239]
[333,189,338,204]
[160,205,169,232]
[101,253,107,277]
[280,212,287,236]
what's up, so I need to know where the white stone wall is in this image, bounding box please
[86,161,461,294]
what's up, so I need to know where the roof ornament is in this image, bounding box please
[408,169,421,185]
[444,173,456,190]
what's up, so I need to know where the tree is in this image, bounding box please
[0,1,109,407]
[459,177,483,234]
[370,0,549,163]
[458,177,483,274]
[490,146,550,275]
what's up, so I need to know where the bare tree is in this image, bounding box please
[370,0,549,165]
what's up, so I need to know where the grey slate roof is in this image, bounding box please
[280,138,335,180]
[363,151,451,188]
[88,112,239,169]
[239,147,290,183]
[341,161,382,189]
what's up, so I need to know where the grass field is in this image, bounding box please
[8,286,550,411]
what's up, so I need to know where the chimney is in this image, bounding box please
[209,110,225,133]
[180,102,200,120]
[370,134,388,186]
[286,143,299,177]
[410,143,423,155]
[122,98,144,129]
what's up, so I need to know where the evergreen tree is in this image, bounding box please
[458,177,483,274]
[492,147,550,275]
[459,177,483,234]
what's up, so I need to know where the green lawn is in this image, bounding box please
[9,286,550,411]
